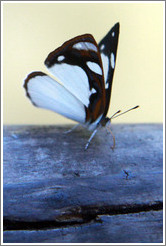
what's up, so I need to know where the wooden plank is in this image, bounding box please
[3,124,163,184]
[4,211,163,243]
[3,124,163,243]
[3,172,162,223]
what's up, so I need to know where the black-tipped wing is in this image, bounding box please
[98,22,120,116]
[24,25,119,129]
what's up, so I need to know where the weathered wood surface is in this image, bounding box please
[3,124,163,243]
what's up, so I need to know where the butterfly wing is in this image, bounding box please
[44,34,106,125]
[24,72,86,123]
[98,22,120,117]
[24,27,119,128]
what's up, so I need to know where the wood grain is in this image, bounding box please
[3,124,163,243]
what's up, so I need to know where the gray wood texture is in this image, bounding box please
[3,124,163,243]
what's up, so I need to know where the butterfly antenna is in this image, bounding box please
[111,105,139,120]
[107,105,139,149]
[110,110,121,120]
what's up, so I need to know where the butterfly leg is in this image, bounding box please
[106,126,115,150]
[64,124,80,134]
[85,128,98,150]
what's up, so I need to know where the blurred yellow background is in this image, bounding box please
[3,2,164,125]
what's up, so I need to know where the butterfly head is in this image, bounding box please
[100,117,111,127]
[101,105,139,127]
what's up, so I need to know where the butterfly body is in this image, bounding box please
[24,23,120,148]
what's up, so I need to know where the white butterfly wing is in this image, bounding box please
[24,72,86,123]
[23,29,119,126]
[46,63,90,107]
[44,34,105,111]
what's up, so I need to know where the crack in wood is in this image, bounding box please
[4,201,162,231]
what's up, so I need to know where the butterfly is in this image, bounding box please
[24,23,138,150]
